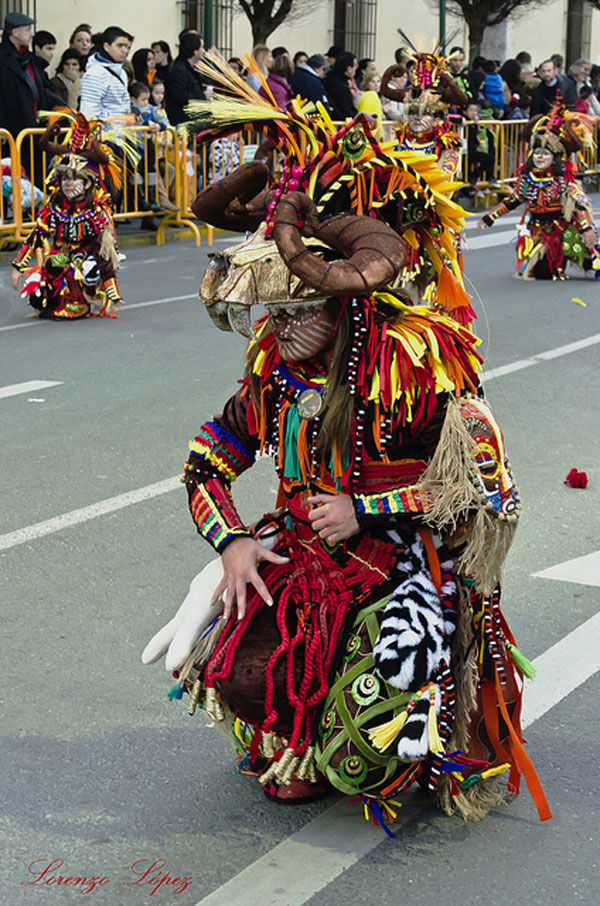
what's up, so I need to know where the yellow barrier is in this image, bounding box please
[7,125,205,247]
[2,120,598,253]
[0,129,22,249]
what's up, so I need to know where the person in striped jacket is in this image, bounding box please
[80,26,133,125]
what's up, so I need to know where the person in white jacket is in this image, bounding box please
[80,26,132,124]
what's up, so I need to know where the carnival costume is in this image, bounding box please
[479,102,599,280]
[143,53,550,827]
[381,41,468,180]
[11,112,125,319]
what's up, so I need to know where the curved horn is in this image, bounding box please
[77,139,110,166]
[521,115,544,145]
[436,72,469,108]
[38,121,67,156]
[191,161,272,232]
[205,300,234,332]
[380,65,408,102]
[271,192,406,298]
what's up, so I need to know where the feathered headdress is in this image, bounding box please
[183,50,472,322]
[522,96,595,159]
[38,110,139,189]
[380,35,468,110]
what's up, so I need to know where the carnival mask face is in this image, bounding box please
[407,108,437,135]
[61,176,87,199]
[461,397,520,518]
[269,305,335,361]
[532,148,555,171]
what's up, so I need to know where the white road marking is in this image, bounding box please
[0,379,63,399]
[465,230,516,250]
[520,610,600,726]
[0,294,197,332]
[480,359,537,381]
[0,477,180,551]
[2,331,599,545]
[481,332,600,383]
[533,550,600,588]
[191,608,600,906]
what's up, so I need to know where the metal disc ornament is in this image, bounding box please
[297,388,323,419]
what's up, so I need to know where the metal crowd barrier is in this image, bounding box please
[2,120,599,252]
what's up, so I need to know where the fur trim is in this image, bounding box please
[99,227,119,270]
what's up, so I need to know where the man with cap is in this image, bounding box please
[0,13,39,134]
[0,11,48,183]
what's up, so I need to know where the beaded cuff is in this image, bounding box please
[351,483,427,526]
[188,478,250,551]
[189,421,255,484]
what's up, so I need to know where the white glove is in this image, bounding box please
[141,557,225,672]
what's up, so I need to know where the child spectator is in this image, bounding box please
[463,101,496,185]
[482,59,505,114]
[49,49,83,107]
[129,81,177,212]
[130,80,168,130]
[150,78,169,119]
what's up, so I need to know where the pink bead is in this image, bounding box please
[292,165,304,178]
[287,179,300,191]
[268,201,276,212]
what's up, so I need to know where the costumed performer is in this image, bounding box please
[380,39,468,179]
[11,112,126,319]
[478,101,599,280]
[142,52,551,826]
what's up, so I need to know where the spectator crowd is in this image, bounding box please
[2,7,600,220]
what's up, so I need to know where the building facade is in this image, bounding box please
[3,0,600,72]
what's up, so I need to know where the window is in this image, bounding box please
[180,0,233,58]
[566,0,592,67]
[333,0,377,60]
[0,0,37,21]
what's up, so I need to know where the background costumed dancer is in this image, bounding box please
[143,53,551,826]
[478,101,599,280]
[11,112,127,319]
[380,44,472,317]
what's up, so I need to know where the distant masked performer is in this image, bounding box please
[478,102,599,280]
[11,112,126,319]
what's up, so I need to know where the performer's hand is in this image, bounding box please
[582,228,596,251]
[212,537,289,622]
[11,268,22,291]
[477,218,489,231]
[307,493,360,545]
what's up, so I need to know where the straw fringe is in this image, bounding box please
[421,395,519,595]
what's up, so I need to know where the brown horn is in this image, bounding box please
[436,72,469,108]
[271,192,406,297]
[191,161,272,232]
[380,65,408,102]
[521,115,544,145]
[78,139,110,167]
[38,121,67,156]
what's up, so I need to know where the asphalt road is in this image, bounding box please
[1,214,599,906]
